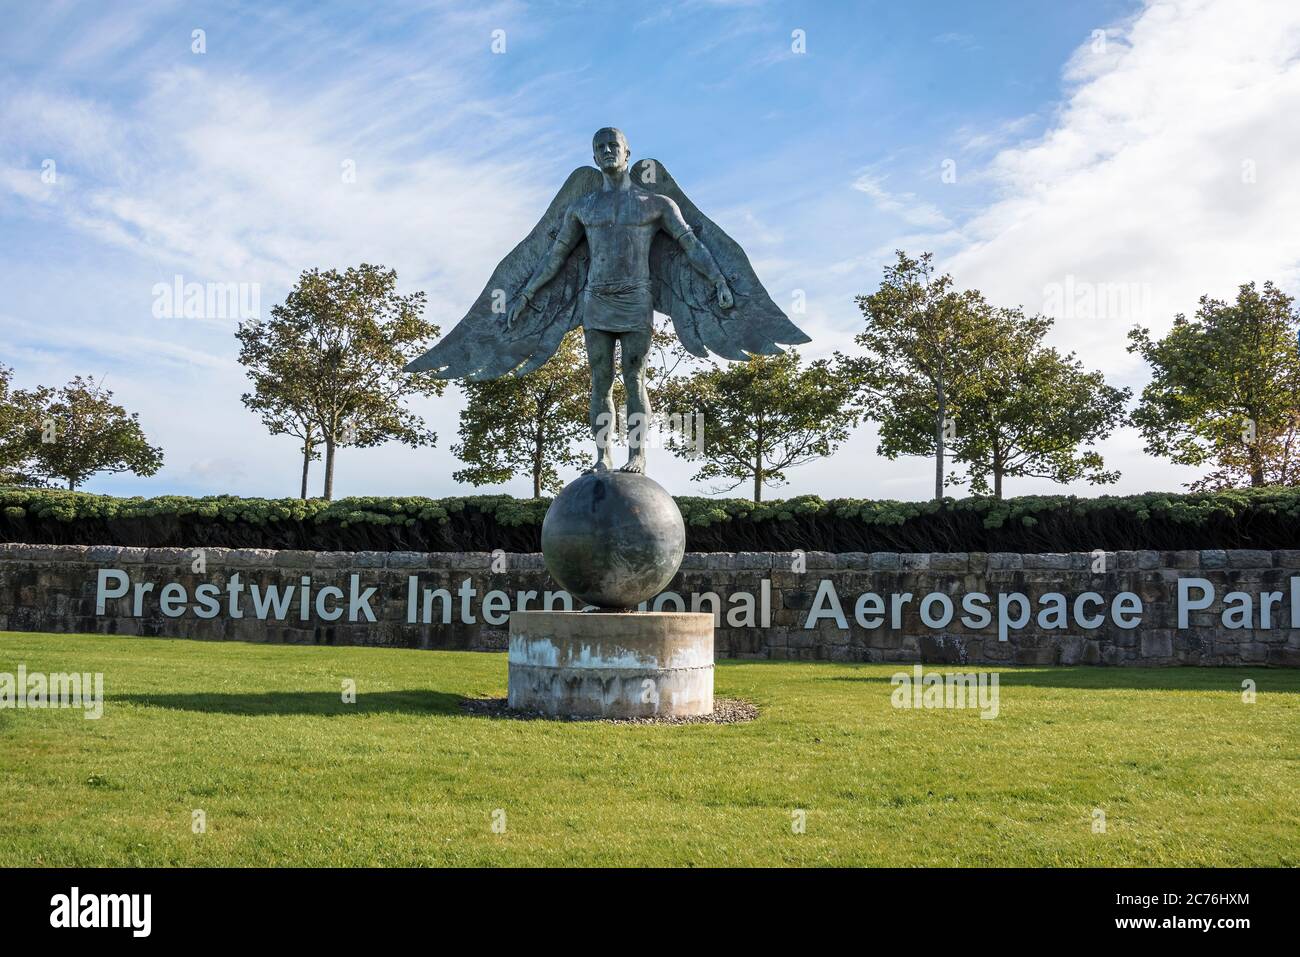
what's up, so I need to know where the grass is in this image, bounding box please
[1,630,1297,867]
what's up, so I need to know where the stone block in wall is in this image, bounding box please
[273,550,317,569]
[836,552,869,569]
[1237,642,1270,663]
[987,553,1022,570]
[1058,636,1084,665]
[13,545,46,562]
[1228,550,1274,568]
[1023,553,1070,570]
[315,551,356,568]
[734,552,774,569]
[781,588,816,611]
[224,548,277,567]
[1139,630,1173,658]
[918,634,966,663]
[1015,643,1059,666]
[144,546,192,565]
[385,551,427,569]
[1268,646,1300,666]
[1200,549,1228,569]
[870,552,900,570]
[865,629,903,651]
[929,553,969,572]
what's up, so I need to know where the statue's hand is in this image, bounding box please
[716,279,734,310]
[506,291,533,329]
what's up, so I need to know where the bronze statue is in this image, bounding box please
[406,127,810,475]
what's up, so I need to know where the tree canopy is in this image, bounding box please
[946,309,1130,498]
[849,251,1004,499]
[1128,281,1300,490]
[14,375,163,491]
[237,264,445,499]
[659,350,859,502]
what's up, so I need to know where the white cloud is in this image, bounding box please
[948,0,1300,370]
[851,172,953,230]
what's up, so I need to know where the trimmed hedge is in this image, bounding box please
[2,486,1299,552]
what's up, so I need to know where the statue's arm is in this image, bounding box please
[505,207,584,328]
[521,208,583,301]
[659,196,733,308]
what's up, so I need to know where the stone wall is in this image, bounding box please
[1,543,1298,666]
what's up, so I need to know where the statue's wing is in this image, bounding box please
[405,166,603,380]
[634,158,811,361]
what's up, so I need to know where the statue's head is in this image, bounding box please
[592,127,629,175]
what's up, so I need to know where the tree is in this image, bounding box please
[236,310,322,499]
[255,398,321,500]
[21,376,163,490]
[0,365,49,486]
[659,350,859,502]
[849,251,1003,500]
[452,330,590,497]
[1128,281,1300,490]
[947,310,1130,497]
[237,264,445,500]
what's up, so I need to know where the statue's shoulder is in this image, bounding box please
[645,187,679,208]
[623,185,673,211]
[568,189,602,218]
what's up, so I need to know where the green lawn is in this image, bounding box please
[1,630,1297,867]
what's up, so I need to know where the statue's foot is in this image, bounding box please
[619,456,646,474]
[583,456,613,475]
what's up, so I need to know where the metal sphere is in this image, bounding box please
[541,471,686,609]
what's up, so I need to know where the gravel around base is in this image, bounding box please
[460,696,759,725]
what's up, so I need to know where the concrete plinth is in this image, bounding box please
[508,610,714,718]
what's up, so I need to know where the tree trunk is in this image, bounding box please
[533,426,543,499]
[994,466,1003,500]
[1249,445,1265,487]
[300,441,312,500]
[934,382,946,501]
[754,462,763,503]
[323,437,336,501]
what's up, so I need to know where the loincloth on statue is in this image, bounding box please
[582,278,653,334]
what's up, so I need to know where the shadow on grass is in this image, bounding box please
[809,667,1300,693]
[112,690,467,716]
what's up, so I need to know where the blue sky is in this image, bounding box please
[3,0,1299,500]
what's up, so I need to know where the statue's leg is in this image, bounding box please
[618,329,652,474]
[583,328,617,473]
